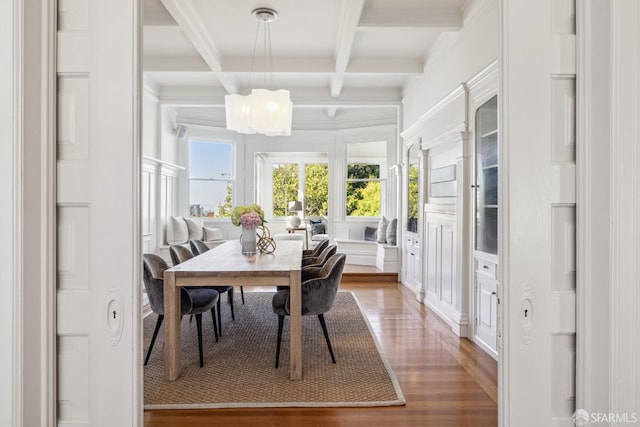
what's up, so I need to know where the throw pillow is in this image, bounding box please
[364,226,377,242]
[203,226,224,241]
[184,217,204,241]
[376,216,388,244]
[311,223,325,235]
[386,218,398,245]
[166,216,188,245]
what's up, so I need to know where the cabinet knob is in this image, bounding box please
[491,291,497,295]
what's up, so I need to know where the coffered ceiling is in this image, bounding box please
[143,0,468,129]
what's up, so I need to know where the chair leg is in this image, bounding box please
[210,307,219,342]
[217,299,222,337]
[318,314,336,364]
[195,313,204,367]
[275,315,284,368]
[229,290,235,321]
[240,286,245,304]
[144,314,164,365]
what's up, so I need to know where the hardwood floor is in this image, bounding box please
[144,281,498,427]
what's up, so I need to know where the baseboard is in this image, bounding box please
[341,272,398,283]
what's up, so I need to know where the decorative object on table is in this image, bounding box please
[287,200,303,227]
[256,225,277,254]
[189,204,204,217]
[231,204,266,255]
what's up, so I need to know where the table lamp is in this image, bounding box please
[288,201,303,227]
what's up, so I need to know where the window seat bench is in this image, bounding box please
[334,239,399,272]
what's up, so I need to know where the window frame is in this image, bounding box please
[256,153,329,220]
[187,138,236,220]
[345,141,387,219]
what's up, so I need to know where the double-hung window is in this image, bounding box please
[272,163,299,217]
[346,141,387,217]
[258,152,329,219]
[271,161,329,217]
[188,140,234,218]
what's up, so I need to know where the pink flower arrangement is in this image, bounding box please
[239,212,262,229]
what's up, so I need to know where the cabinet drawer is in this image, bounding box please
[476,259,497,279]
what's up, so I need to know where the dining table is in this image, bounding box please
[163,239,303,381]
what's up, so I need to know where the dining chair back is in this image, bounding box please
[169,244,236,337]
[302,238,329,258]
[302,244,337,268]
[142,253,219,367]
[189,239,210,255]
[272,253,346,368]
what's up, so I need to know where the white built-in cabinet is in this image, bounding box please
[421,127,471,338]
[400,66,499,356]
[402,142,424,294]
[468,66,499,359]
[424,204,458,322]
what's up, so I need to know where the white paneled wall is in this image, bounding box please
[142,157,184,253]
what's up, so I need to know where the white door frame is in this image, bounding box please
[6,0,143,426]
[0,1,20,425]
[6,0,639,425]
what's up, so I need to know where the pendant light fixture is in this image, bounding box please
[225,8,293,137]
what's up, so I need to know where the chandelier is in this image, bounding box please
[225,8,293,137]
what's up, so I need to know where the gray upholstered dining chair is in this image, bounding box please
[272,253,346,368]
[301,244,337,268]
[143,253,219,368]
[190,239,245,305]
[276,244,337,292]
[302,238,329,258]
[170,244,235,337]
[189,238,210,256]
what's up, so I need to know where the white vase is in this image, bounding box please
[241,226,257,255]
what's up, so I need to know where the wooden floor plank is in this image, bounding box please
[144,282,498,427]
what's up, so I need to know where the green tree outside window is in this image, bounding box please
[305,164,328,216]
[346,164,381,217]
[272,164,299,216]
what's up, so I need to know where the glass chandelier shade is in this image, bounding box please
[225,8,293,137]
[225,89,292,136]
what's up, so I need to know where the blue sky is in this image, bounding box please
[189,141,233,215]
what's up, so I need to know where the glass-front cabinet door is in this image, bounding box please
[407,143,420,234]
[474,95,498,255]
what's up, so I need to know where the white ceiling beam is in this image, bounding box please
[160,0,238,94]
[220,57,421,75]
[358,9,462,31]
[222,57,335,73]
[331,0,366,97]
[157,86,402,107]
[143,55,210,72]
[346,58,422,74]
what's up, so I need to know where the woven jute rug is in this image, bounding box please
[144,291,405,409]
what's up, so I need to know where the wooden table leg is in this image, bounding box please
[163,271,181,380]
[288,269,302,380]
